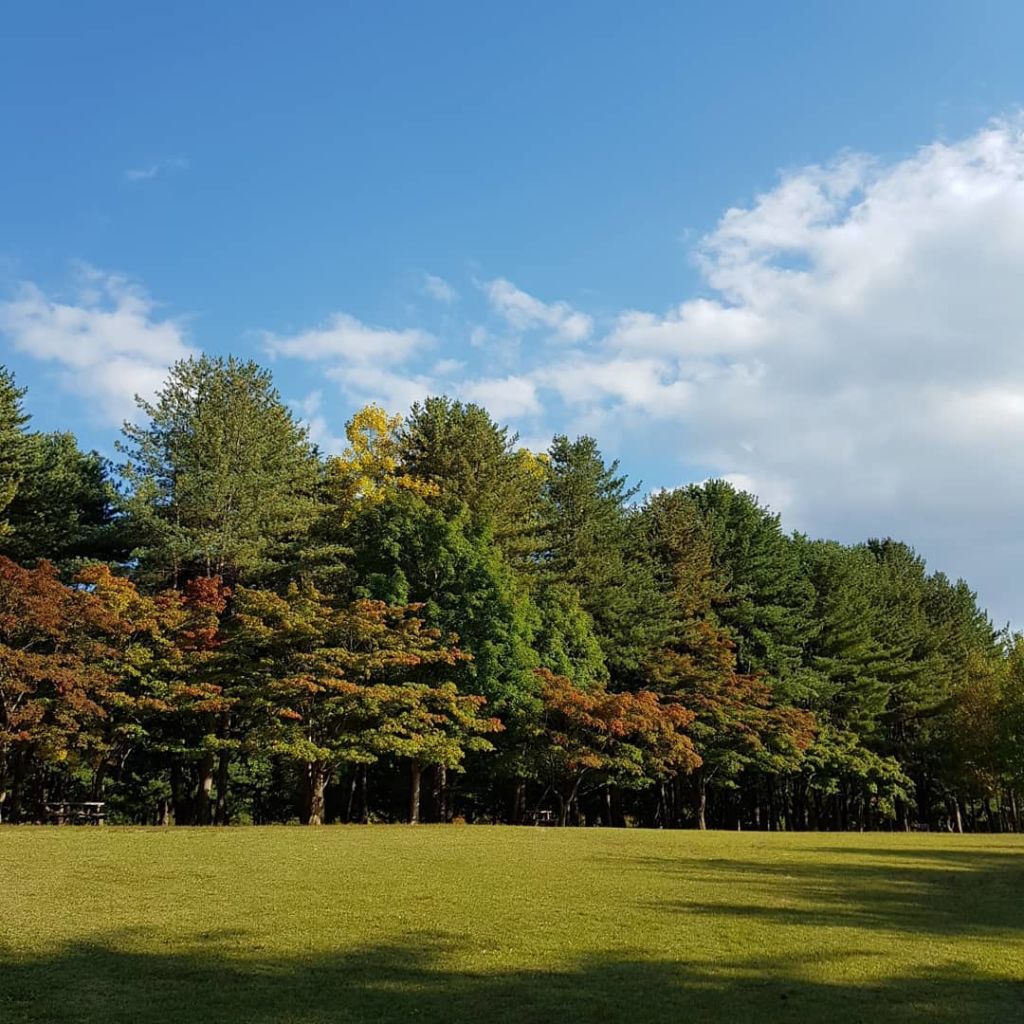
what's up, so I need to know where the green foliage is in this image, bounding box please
[532,581,608,690]
[347,489,540,718]
[684,480,816,684]
[795,538,891,732]
[222,582,498,823]
[398,397,546,570]
[2,357,1020,832]
[803,725,914,823]
[0,366,30,538]
[120,355,319,587]
[543,435,672,685]
[0,432,121,569]
[1000,638,1024,790]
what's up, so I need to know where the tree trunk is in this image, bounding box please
[610,785,626,828]
[695,770,707,831]
[213,712,231,825]
[437,765,448,823]
[171,763,189,824]
[895,796,910,832]
[409,761,423,824]
[304,762,328,826]
[345,770,358,824]
[359,765,368,823]
[215,750,230,825]
[569,777,584,826]
[196,752,215,825]
[511,779,526,825]
[557,788,570,827]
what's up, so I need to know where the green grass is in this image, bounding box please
[1,827,1022,1023]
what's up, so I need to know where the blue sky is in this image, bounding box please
[3,2,1024,624]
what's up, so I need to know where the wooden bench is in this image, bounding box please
[44,801,106,825]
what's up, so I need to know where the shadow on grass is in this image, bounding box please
[1,931,1023,1024]
[631,844,1024,939]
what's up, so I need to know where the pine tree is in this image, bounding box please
[794,538,890,733]
[0,432,121,568]
[223,582,497,824]
[684,480,816,688]
[543,435,672,686]
[119,355,319,587]
[0,367,30,539]
[398,397,546,571]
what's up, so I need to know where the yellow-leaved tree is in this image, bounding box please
[326,405,438,522]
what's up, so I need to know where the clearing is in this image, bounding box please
[1,827,1022,1023]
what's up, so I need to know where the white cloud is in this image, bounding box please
[516,117,1024,623]
[262,118,1024,623]
[533,355,694,413]
[432,357,465,376]
[484,278,593,342]
[469,325,492,348]
[0,265,197,423]
[124,157,189,182]
[422,273,457,304]
[459,374,541,420]
[328,365,436,413]
[265,313,433,366]
[266,311,437,415]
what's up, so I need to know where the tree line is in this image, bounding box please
[1,357,1021,830]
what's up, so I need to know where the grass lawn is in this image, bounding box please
[1,827,1022,1023]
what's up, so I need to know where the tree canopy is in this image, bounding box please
[0,355,1019,833]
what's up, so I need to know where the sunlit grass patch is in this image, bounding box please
[2,827,1022,1023]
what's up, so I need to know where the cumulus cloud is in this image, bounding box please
[522,118,1024,623]
[459,374,541,420]
[0,265,197,423]
[31,117,1021,621]
[265,311,437,413]
[422,273,457,304]
[484,278,593,342]
[265,313,432,366]
[328,365,437,412]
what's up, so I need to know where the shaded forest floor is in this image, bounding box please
[2,826,1022,1023]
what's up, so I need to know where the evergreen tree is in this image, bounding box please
[794,538,890,733]
[398,397,546,570]
[532,581,609,690]
[223,582,496,824]
[0,352,1018,832]
[0,432,121,568]
[684,480,816,689]
[346,488,540,719]
[543,435,671,686]
[120,355,319,587]
[0,366,30,539]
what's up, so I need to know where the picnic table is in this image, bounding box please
[523,809,556,826]
[44,801,106,825]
